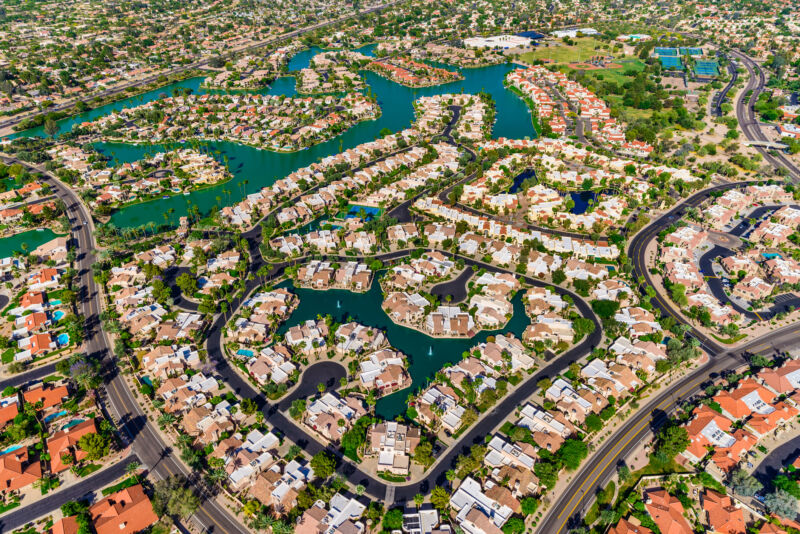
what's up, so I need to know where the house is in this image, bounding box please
[758,359,800,395]
[305,393,366,442]
[0,448,42,493]
[368,421,420,475]
[701,490,746,534]
[608,518,653,534]
[47,418,98,472]
[644,489,693,534]
[23,383,69,410]
[89,484,159,534]
[450,477,514,532]
[295,494,366,534]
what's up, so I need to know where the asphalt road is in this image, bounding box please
[698,245,800,321]
[0,1,401,134]
[712,55,738,117]
[1,154,249,534]
[202,244,603,504]
[538,322,800,533]
[0,458,135,533]
[731,51,800,181]
[429,267,473,303]
[753,437,800,487]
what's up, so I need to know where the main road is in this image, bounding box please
[0,154,249,534]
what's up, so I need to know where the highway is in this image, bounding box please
[731,51,800,181]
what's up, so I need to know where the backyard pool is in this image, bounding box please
[52,310,66,321]
[61,419,85,430]
[0,444,22,456]
[49,300,62,306]
[44,409,68,422]
[57,333,70,345]
[236,349,255,358]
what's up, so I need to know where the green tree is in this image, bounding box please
[310,451,336,479]
[383,508,404,530]
[764,489,797,518]
[731,468,762,497]
[77,432,109,460]
[520,496,539,516]
[590,299,620,319]
[430,486,450,510]
[557,439,588,471]
[151,476,200,520]
[552,269,566,285]
[655,425,689,459]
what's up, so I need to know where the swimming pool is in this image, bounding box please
[49,300,62,306]
[236,349,254,357]
[52,310,66,321]
[44,409,68,422]
[140,376,153,387]
[57,333,70,345]
[0,444,23,456]
[61,419,85,430]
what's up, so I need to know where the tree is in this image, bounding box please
[77,433,109,460]
[383,509,404,530]
[152,476,200,520]
[773,475,800,499]
[502,517,525,534]
[557,439,588,471]
[175,273,197,295]
[552,269,566,285]
[655,425,689,459]
[44,118,59,137]
[520,496,539,516]
[585,413,603,433]
[240,398,257,415]
[764,489,797,518]
[430,486,450,510]
[414,493,425,507]
[310,451,336,479]
[590,299,620,319]
[730,468,762,497]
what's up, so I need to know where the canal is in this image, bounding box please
[9,48,536,230]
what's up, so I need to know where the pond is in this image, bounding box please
[569,190,598,214]
[10,47,536,230]
[275,273,531,420]
[0,228,63,258]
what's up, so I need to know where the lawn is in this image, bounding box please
[1,348,14,364]
[519,37,617,65]
[74,463,102,477]
[572,59,646,86]
[101,476,139,496]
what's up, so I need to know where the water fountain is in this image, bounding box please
[336,300,341,309]
[427,346,433,356]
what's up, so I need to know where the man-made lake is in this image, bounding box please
[11,47,536,230]
[275,276,530,420]
[0,228,62,257]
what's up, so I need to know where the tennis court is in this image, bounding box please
[679,47,703,56]
[694,60,719,76]
[659,56,684,70]
[654,47,677,56]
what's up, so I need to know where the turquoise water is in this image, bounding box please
[49,299,62,306]
[237,348,255,357]
[275,274,531,419]
[0,444,22,456]
[52,310,65,321]
[141,376,153,387]
[61,418,86,430]
[9,47,534,230]
[44,409,67,422]
[0,229,63,258]
[57,333,69,345]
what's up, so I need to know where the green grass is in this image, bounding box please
[1,349,14,364]
[711,333,748,344]
[0,501,20,515]
[572,59,646,86]
[377,472,407,482]
[74,463,102,477]
[519,37,618,65]
[101,476,139,496]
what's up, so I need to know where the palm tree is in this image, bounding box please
[414,493,424,507]
[125,461,141,482]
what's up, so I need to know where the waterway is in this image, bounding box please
[9,47,535,230]
[274,275,531,419]
[0,228,62,257]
